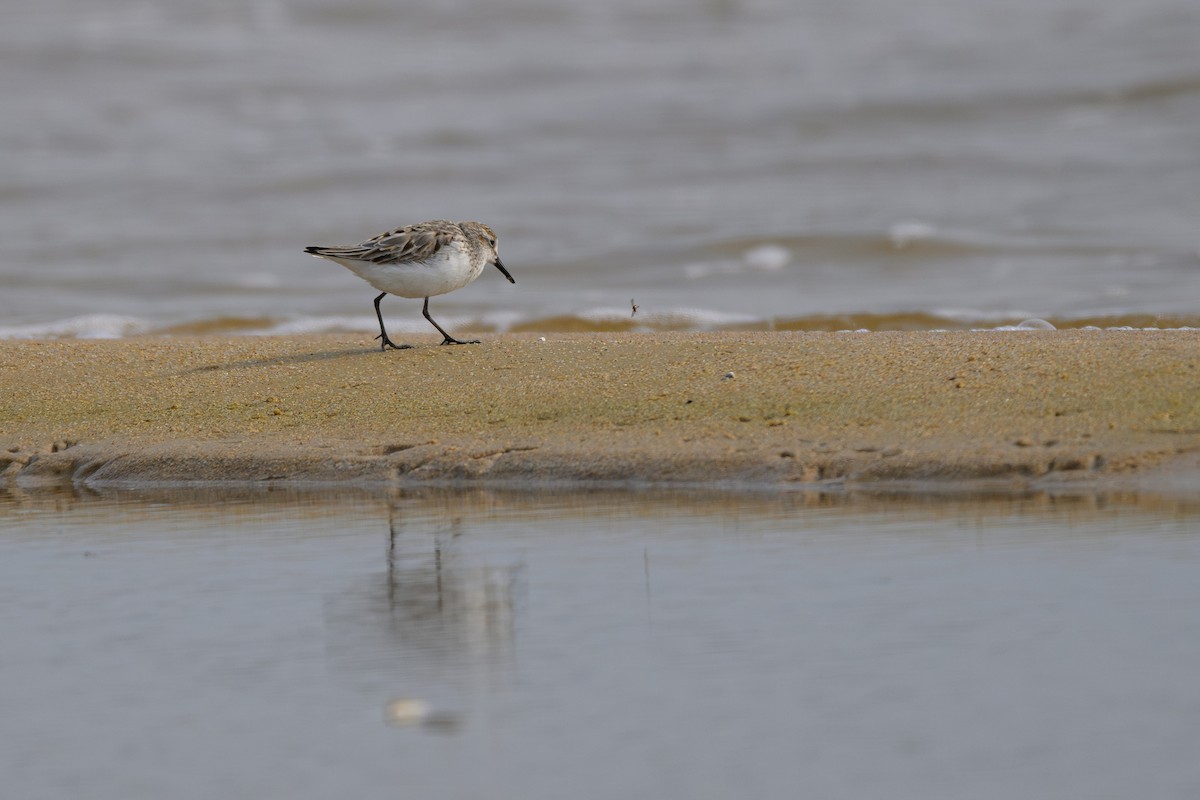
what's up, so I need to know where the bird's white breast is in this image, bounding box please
[329,241,484,299]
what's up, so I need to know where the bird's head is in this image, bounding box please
[461,221,515,284]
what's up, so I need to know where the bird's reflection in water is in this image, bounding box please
[384,508,522,673]
[322,502,523,701]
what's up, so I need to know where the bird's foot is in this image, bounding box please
[375,334,413,351]
[440,336,480,346]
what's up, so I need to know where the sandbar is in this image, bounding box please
[2,331,1198,491]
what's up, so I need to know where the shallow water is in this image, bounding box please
[3,487,1199,799]
[3,1,1199,337]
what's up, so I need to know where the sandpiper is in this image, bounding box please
[306,219,514,350]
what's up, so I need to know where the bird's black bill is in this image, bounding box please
[493,258,516,284]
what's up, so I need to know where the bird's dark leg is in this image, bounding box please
[423,297,479,345]
[373,292,412,351]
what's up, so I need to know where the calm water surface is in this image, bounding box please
[2,0,1199,337]
[2,487,1199,799]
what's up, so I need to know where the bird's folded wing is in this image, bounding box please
[359,226,454,264]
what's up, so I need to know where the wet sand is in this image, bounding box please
[2,331,1198,489]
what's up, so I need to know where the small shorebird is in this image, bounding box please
[305,219,514,350]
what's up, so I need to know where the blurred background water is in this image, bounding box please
[2,0,1199,337]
